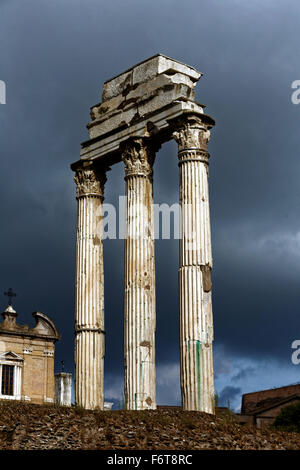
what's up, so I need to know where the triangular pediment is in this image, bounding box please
[0,351,24,361]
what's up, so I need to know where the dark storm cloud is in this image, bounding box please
[218,386,242,408]
[1,0,300,401]
[231,367,255,382]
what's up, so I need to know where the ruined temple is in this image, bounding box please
[71,54,215,412]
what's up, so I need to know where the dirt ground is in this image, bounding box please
[0,400,299,450]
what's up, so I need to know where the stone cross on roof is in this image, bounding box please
[4,287,16,306]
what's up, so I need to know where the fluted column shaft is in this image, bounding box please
[173,117,214,413]
[74,162,107,410]
[122,138,156,410]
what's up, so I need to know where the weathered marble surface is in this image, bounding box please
[72,54,215,412]
[122,138,157,410]
[73,161,108,410]
[174,116,214,413]
[78,54,211,163]
[102,54,201,101]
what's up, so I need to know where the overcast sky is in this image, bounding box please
[1,0,300,410]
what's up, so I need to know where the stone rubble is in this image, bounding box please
[0,401,299,450]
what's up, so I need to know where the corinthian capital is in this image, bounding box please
[173,120,210,152]
[121,138,156,178]
[74,162,108,199]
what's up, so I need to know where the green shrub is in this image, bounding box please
[273,402,300,432]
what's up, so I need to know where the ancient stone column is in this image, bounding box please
[74,161,107,410]
[173,116,215,413]
[122,138,157,410]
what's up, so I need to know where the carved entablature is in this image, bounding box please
[75,55,215,164]
[121,138,156,179]
[74,163,108,199]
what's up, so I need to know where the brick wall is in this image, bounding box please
[242,384,300,414]
[0,333,55,404]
